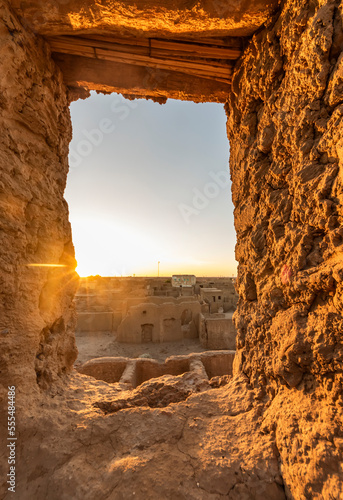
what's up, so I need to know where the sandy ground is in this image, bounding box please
[74,331,209,365]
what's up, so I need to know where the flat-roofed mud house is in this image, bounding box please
[117,300,201,342]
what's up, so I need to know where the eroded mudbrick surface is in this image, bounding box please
[0,2,78,396]
[227,0,343,494]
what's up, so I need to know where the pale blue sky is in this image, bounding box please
[65,91,237,277]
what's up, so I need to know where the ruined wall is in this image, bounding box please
[199,313,236,350]
[228,0,343,391]
[227,2,343,495]
[0,1,78,395]
[117,301,201,343]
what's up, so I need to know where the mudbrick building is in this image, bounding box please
[74,276,238,348]
[0,0,343,498]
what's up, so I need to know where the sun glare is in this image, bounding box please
[72,216,154,277]
[27,264,67,268]
[72,216,231,277]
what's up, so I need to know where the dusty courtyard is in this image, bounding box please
[75,332,210,365]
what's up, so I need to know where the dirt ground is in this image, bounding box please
[74,331,209,366]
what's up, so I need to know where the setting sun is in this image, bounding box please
[72,216,162,276]
[72,215,234,277]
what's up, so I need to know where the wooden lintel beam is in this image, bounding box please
[149,39,241,59]
[52,53,232,104]
[47,36,235,85]
[47,35,242,60]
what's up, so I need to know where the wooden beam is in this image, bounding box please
[47,35,242,59]
[52,53,232,103]
[47,36,234,84]
[149,39,241,59]
[84,34,244,49]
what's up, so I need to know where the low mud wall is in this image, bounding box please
[77,351,236,388]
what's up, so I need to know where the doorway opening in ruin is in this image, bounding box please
[181,309,193,325]
[141,324,153,343]
[66,91,238,372]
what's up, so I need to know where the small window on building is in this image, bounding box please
[212,296,216,302]
[218,296,221,300]
[142,310,147,315]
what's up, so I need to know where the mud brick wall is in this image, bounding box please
[0,2,78,395]
[227,0,343,390]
